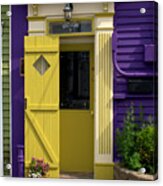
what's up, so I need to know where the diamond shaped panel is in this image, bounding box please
[33,55,50,75]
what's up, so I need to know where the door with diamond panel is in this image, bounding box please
[24,36,60,178]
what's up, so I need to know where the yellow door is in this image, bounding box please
[60,43,94,173]
[24,36,59,178]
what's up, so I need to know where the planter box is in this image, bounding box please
[114,164,158,181]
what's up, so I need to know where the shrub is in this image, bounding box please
[116,103,157,174]
[136,124,157,174]
[116,104,142,170]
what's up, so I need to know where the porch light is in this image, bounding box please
[63,3,73,21]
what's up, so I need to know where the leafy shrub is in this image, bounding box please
[136,124,157,174]
[116,103,157,174]
[116,104,142,170]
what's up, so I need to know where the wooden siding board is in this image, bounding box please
[3,84,10,89]
[2,55,9,61]
[3,76,9,83]
[1,5,11,176]
[115,2,156,10]
[116,23,157,31]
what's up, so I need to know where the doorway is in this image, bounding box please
[60,43,94,177]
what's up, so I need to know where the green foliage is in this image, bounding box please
[128,152,142,170]
[136,124,157,174]
[116,103,142,170]
[116,103,157,174]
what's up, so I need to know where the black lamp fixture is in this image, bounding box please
[63,3,73,21]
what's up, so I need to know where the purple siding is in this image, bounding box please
[113,1,158,162]
[11,5,28,177]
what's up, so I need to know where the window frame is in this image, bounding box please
[127,77,157,95]
[46,17,95,37]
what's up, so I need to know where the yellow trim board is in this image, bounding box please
[27,16,46,21]
[60,43,93,51]
[94,163,114,180]
[51,32,95,38]
[95,12,114,17]
[28,30,45,34]
[96,27,114,31]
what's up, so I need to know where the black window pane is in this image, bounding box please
[80,21,92,32]
[49,21,92,34]
[60,51,90,109]
[128,78,157,94]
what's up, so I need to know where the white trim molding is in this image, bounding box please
[94,10,114,165]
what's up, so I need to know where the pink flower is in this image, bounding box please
[29,157,49,176]
[32,157,36,161]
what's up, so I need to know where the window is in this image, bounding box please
[33,55,50,75]
[49,20,92,34]
[60,51,90,109]
[127,78,157,94]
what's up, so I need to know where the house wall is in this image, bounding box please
[8,1,158,178]
[1,5,11,176]
[7,1,159,178]
[11,5,28,177]
[113,1,158,161]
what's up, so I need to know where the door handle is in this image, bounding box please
[90,110,94,116]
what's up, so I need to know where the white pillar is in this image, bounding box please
[94,3,114,179]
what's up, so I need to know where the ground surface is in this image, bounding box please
[60,172,93,179]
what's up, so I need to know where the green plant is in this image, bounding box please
[136,123,157,174]
[116,103,142,170]
[116,103,157,174]
[28,157,49,178]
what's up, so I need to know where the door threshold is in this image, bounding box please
[60,172,93,179]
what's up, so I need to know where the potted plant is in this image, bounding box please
[28,157,50,178]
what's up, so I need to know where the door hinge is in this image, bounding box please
[24,98,27,110]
